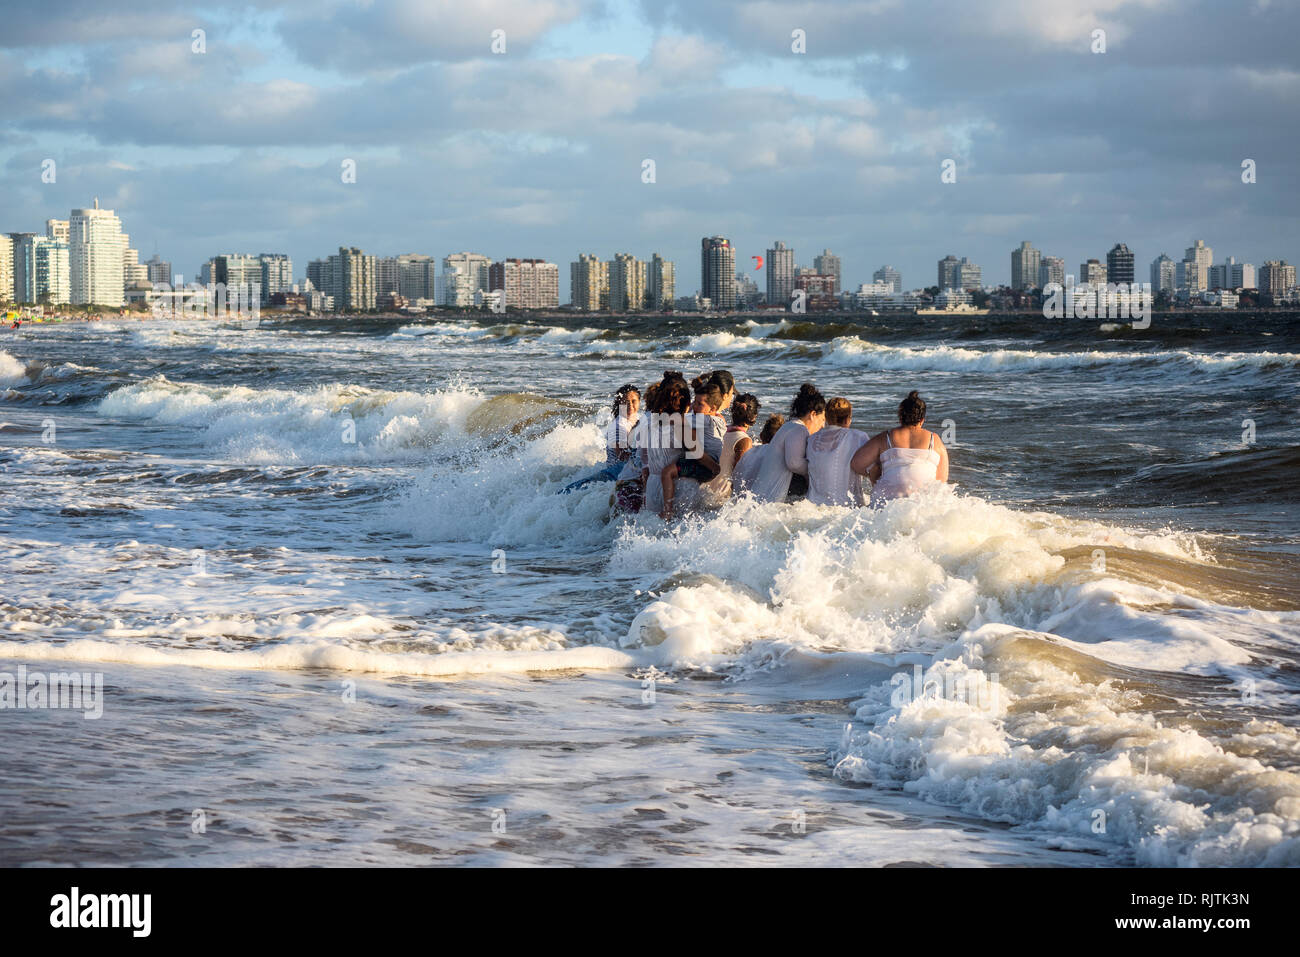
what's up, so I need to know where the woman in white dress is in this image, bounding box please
[851,391,949,503]
[806,397,872,506]
[731,413,784,496]
[750,384,826,503]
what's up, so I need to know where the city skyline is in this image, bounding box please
[6,196,1296,311]
[2,1,1297,303]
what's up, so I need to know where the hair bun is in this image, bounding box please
[907,390,920,400]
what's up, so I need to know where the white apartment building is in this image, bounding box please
[69,199,126,306]
[0,235,12,303]
[441,252,490,306]
[1150,254,1177,294]
[873,265,902,293]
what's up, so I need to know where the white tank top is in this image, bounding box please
[873,430,940,502]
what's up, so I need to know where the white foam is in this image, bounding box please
[98,377,486,463]
[821,338,1300,375]
[0,637,639,677]
[832,623,1300,866]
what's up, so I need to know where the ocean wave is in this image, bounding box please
[602,488,1298,865]
[820,338,1300,375]
[0,350,98,391]
[97,377,491,463]
[832,623,1300,866]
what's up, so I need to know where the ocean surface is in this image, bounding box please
[1,311,1298,867]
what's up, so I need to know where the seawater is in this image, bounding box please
[1,312,1297,866]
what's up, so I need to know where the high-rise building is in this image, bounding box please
[441,252,491,306]
[439,266,473,307]
[38,239,71,304]
[570,254,608,311]
[647,254,674,310]
[306,258,332,301]
[1185,239,1213,270]
[489,259,559,309]
[813,249,841,295]
[956,257,981,290]
[145,254,172,286]
[1080,259,1107,285]
[1260,261,1297,296]
[1149,255,1176,294]
[734,271,762,308]
[375,257,400,298]
[46,219,69,243]
[121,236,148,291]
[1038,256,1065,290]
[0,235,13,303]
[259,254,293,303]
[69,199,126,306]
[873,265,902,293]
[211,254,262,292]
[1209,258,1233,291]
[701,237,736,310]
[608,253,645,312]
[396,254,437,301]
[334,247,376,311]
[1231,261,1256,290]
[11,234,70,304]
[1179,240,1213,292]
[1011,242,1041,291]
[766,241,795,305]
[1106,243,1135,286]
[937,254,961,289]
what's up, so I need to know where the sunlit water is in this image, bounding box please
[1,312,1298,866]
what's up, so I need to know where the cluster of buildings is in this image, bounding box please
[698,238,847,312]
[1,200,155,310]
[3,203,1297,316]
[1006,239,1297,309]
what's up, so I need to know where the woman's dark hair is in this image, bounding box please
[731,393,759,428]
[790,383,826,419]
[650,372,691,416]
[708,369,735,396]
[898,390,926,426]
[690,374,724,411]
[759,414,785,444]
[612,384,639,417]
[643,381,661,413]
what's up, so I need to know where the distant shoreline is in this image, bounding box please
[5,307,1296,328]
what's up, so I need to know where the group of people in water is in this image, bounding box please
[566,369,949,520]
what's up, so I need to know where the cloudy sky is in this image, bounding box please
[2,0,1297,297]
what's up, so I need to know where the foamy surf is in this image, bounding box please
[0,637,639,677]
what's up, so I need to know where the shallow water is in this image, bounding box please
[1,312,1298,866]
